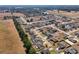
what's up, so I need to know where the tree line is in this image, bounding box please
[13,16,36,54]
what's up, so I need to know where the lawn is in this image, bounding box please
[50,49,57,54]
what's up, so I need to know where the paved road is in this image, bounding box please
[20,17,28,24]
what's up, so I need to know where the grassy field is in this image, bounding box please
[0,20,25,54]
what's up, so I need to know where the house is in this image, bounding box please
[64,47,78,54]
[57,41,70,50]
[58,41,66,50]
[41,48,50,54]
[75,32,79,37]
[68,37,77,43]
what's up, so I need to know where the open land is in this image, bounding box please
[0,19,25,54]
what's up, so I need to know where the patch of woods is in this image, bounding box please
[13,16,36,54]
[4,16,12,20]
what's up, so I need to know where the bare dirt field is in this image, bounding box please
[0,19,25,54]
[48,10,79,18]
[0,13,25,20]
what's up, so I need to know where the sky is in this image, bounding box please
[0,0,79,5]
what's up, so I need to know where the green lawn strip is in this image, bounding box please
[50,49,57,54]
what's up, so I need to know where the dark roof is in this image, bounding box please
[41,48,50,54]
[64,47,78,54]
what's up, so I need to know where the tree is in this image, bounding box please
[28,47,36,54]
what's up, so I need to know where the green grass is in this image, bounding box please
[50,50,57,54]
